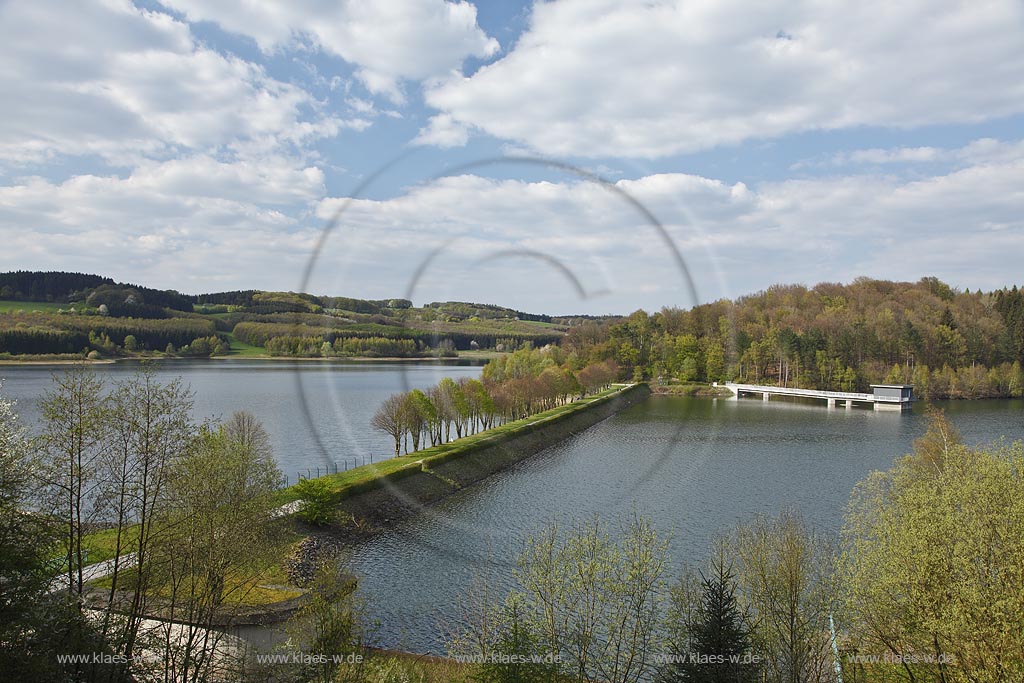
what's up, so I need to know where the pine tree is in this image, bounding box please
[661,556,758,683]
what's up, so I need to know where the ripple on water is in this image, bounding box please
[347,395,1023,654]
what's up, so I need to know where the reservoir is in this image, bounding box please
[344,394,1022,653]
[1,362,1020,654]
[0,360,482,482]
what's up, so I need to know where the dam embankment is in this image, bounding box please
[325,383,651,532]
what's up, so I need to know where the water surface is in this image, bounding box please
[0,359,481,482]
[3,363,1019,654]
[346,394,1023,653]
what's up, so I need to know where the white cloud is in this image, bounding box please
[126,155,326,204]
[795,138,1024,170]
[425,0,1024,158]
[955,139,1024,166]
[0,155,325,228]
[309,140,1024,307]
[413,114,470,148]
[0,155,326,292]
[2,136,1021,309]
[845,147,945,165]
[0,0,346,165]
[159,0,499,102]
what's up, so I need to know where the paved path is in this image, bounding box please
[49,553,138,593]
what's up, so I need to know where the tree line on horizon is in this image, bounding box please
[0,272,564,359]
[0,270,552,324]
[4,271,1024,402]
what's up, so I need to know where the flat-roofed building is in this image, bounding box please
[870,384,914,410]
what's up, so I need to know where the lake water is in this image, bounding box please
[344,394,1023,653]
[0,360,482,484]
[2,363,1020,654]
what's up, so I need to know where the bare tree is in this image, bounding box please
[371,393,406,457]
[451,513,669,683]
[98,367,194,663]
[728,509,838,683]
[224,410,272,463]
[39,364,107,598]
[154,417,285,683]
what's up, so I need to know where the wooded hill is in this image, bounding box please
[3,271,1023,399]
[0,271,565,359]
[560,277,1024,399]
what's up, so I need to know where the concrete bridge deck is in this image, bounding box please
[721,382,913,410]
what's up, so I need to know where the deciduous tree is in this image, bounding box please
[842,412,1024,683]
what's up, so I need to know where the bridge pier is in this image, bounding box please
[762,392,770,401]
[827,398,836,408]
[845,400,853,409]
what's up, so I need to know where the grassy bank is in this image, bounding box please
[447,348,505,361]
[82,523,307,609]
[80,526,134,565]
[0,354,115,364]
[226,332,267,357]
[274,384,636,507]
[364,650,474,682]
[89,563,303,608]
[81,385,638,610]
[0,299,67,313]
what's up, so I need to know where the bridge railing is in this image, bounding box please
[721,383,911,404]
[726,383,874,400]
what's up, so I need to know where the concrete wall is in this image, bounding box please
[335,384,651,532]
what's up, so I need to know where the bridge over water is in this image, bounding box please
[721,383,914,411]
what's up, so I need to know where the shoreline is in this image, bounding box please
[0,353,496,366]
[304,384,652,541]
[78,385,650,647]
[0,358,118,366]
[650,382,734,397]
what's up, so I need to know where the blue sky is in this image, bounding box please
[1,0,1022,315]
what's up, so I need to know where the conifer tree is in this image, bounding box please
[661,555,758,683]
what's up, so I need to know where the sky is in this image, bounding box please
[1,0,1022,315]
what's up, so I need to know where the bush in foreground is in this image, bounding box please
[294,477,339,526]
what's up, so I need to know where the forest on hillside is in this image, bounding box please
[2,271,1023,399]
[561,277,1024,399]
[0,271,564,360]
